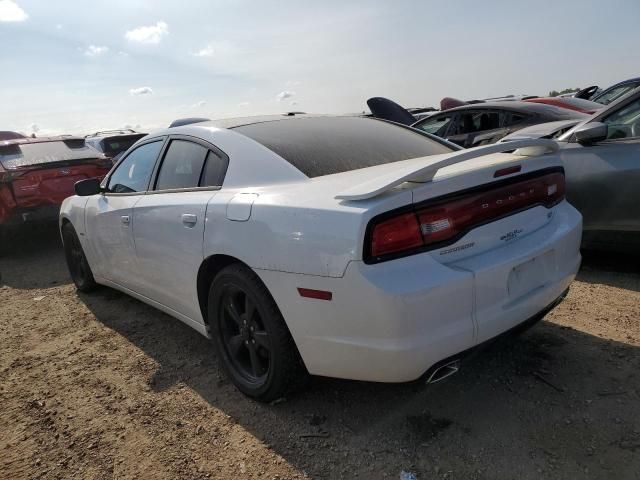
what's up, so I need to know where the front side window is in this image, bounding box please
[603,98,640,140]
[416,114,453,136]
[107,141,163,193]
[155,140,208,190]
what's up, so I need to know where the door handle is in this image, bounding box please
[121,215,130,225]
[181,213,197,227]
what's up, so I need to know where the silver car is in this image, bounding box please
[503,88,640,252]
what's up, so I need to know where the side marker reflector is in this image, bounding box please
[297,288,332,301]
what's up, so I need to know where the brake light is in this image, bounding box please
[0,169,23,184]
[371,212,423,257]
[366,170,565,262]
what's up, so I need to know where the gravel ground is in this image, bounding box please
[1,225,639,480]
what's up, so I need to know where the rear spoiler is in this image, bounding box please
[335,139,559,201]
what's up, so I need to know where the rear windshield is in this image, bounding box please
[102,134,146,156]
[233,117,453,178]
[0,141,101,169]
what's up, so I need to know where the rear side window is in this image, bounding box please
[107,141,162,193]
[201,150,227,187]
[155,140,208,190]
[505,113,527,126]
[233,117,453,178]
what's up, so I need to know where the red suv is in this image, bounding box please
[0,137,112,245]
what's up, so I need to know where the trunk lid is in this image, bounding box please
[0,140,111,208]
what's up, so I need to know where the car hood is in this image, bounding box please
[500,119,582,142]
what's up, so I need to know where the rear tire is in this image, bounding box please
[62,223,97,292]
[208,263,308,401]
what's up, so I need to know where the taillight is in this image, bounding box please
[371,212,423,257]
[366,169,565,263]
[0,169,23,184]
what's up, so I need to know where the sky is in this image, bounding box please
[1,0,639,136]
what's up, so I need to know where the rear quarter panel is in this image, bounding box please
[202,186,413,278]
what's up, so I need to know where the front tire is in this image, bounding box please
[208,263,307,401]
[62,223,97,292]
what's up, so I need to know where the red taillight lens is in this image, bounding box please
[371,212,423,257]
[367,170,565,262]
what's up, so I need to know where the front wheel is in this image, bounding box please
[62,223,97,292]
[208,263,307,401]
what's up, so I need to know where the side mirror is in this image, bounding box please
[75,177,102,196]
[574,122,608,145]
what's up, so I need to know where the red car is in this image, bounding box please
[0,137,112,245]
[524,97,603,114]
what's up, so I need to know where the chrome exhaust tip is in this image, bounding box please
[426,359,460,384]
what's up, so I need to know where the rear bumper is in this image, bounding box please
[0,204,61,226]
[256,201,582,383]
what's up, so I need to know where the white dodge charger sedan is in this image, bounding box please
[60,115,582,401]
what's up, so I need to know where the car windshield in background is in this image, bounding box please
[233,117,453,178]
[0,141,100,169]
[102,134,146,156]
[593,84,640,105]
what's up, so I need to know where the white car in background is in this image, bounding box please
[60,115,582,401]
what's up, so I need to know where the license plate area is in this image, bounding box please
[507,250,554,301]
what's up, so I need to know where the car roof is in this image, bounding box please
[603,76,640,90]
[189,113,332,130]
[437,100,584,115]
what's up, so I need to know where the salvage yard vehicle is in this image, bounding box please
[0,137,112,248]
[577,76,640,105]
[523,96,603,115]
[60,115,582,401]
[367,97,588,148]
[502,88,640,252]
[85,129,147,164]
[411,102,588,147]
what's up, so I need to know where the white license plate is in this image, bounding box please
[507,251,553,300]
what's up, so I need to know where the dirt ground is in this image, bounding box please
[1,226,639,480]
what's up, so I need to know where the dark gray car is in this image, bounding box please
[504,89,640,252]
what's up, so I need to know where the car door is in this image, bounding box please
[85,138,165,286]
[561,95,640,236]
[132,136,229,323]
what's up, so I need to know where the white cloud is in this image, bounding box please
[117,51,129,57]
[192,100,206,108]
[84,45,109,57]
[129,86,153,96]
[238,102,250,107]
[0,0,28,22]
[290,101,299,106]
[285,80,301,87]
[125,21,168,45]
[192,45,215,57]
[276,91,295,101]
[55,24,62,30]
